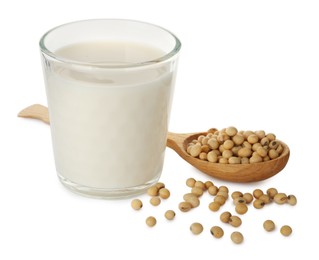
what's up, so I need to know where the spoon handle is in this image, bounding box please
[18,104,50,124]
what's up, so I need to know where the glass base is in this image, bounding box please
[57,173,160,199]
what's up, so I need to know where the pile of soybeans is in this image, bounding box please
[186,126,284,164]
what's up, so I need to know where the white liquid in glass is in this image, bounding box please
[45,41,175,190]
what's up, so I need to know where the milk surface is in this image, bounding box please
[44,41,176,190]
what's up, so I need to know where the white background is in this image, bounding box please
[1,0,318,259]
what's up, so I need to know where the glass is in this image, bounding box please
[39,19,181,199]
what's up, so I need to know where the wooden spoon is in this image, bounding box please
[18,104,290,183]
[167,132,289,183]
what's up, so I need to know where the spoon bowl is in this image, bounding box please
[18,104,290,182]
[167,132,290,182]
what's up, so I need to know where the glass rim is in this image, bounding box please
[39,18,181,69]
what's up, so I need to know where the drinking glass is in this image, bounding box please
[39,19,181,198]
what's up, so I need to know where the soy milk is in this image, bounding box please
[44,41,176,191]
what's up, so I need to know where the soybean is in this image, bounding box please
[226,126,238,137]
[194,180,206,190]
[229,216,242,227]
[150,196,161,206]
[255,130,266,139]
[159,188,170,199]
[223,140,234,150]
[233,197,246,205]
[235,203,248,215]
[231,191,243,200]
[263,220,275,232]
[207,151,218,163]
[266,188,278,199]
[253,199,265,209]
[191,187,204,197]
[179,202,192,212]
[208,201,221,212]
[274,193,288,204]
[219,185,229,193]
[131,199,143,210]
[214,195,226,206]
[189,144,201,157]
[216,190,229,199]
[253,189,264,199]
[220,211,232,223]
[164,210,176,220]
[190,222,203,235]
[287,195,297,206]
[185,195,200,208]
[208,186,218,196]
[238,147,252,158]
[280,225,292,236]
[247,134,259,144]
[186,178,196,187]
[229,156,241,164]
[147,185,159,196]
[232,134,245,145]
[210,226,224,238]
[205,181,214,189]
[259,194,271,204]
[146,216,157,227]
[155,182,165,190]
[231,231,244,244]
[243,193,253,204]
